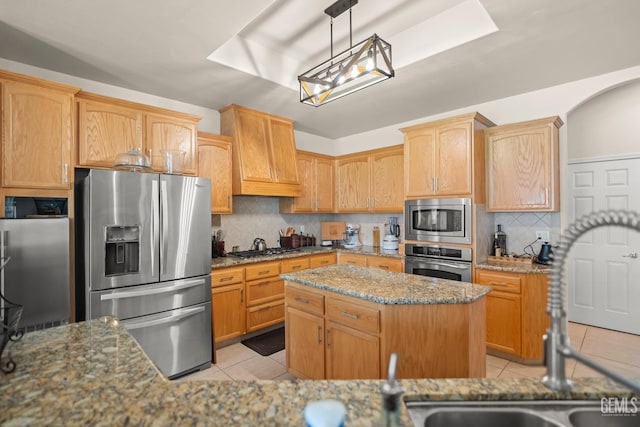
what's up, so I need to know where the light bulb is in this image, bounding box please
[366,50,374,71]
[350,65,359,78]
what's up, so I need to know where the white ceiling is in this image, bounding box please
[1,0,640,139]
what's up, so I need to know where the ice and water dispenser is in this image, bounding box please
[104,225,140,276]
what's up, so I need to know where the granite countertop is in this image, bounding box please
[475,261,552,274]
[281,264,491,305]
[1,318,636,426]
[211,245,402,269]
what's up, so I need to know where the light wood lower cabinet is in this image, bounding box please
[211,267,245,344]
[212,253,336,344]
[285,281,486,380]
[475,268,549,361]
[337,252,403,272]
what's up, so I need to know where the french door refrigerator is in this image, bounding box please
[77,169,212,379]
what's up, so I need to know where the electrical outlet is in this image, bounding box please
[300,225,305,233]
[536,230,550,242]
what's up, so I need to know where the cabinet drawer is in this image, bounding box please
[211,267,244,287]
[367,256,403,272]
[246,277,284,306]
[246,300,285,332]
[475,270,521,294]
[281,257,310,273]
[309,252,337,268]
[286,286,324,316]
[326,297,379,334]
[245,262,280,281]
[337,253,367,267]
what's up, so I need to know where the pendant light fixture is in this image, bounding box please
[298,0,394,107]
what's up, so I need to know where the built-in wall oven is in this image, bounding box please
[405,198,471,245]
[405,243,472,282]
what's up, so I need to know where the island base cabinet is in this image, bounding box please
[285,306,324,379]
[325,321,380,380]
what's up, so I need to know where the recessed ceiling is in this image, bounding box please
[1,0,640,139]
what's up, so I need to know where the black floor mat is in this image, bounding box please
[241,327,285,356]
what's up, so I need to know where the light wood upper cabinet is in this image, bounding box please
[370,146,403,212]
[280,151,334,213]
[146,112,197,174]
[1,73,79,189]
[197,132,233,214]
[77,97,143,168]
[401,112,494,199]
[76,92,200,174]
[336,154,370,212]
[485,116,563,212]
[335,145,403,213]
[219,104,301,197]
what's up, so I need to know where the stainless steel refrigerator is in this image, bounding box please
[0,218,70,330]
[77,169,212,379]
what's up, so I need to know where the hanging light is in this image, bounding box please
[298,0,394,107]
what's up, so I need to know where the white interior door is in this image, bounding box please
[568,157,640,334]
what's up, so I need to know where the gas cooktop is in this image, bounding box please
[226,247,300,259]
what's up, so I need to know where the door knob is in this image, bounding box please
[622,252,638,259]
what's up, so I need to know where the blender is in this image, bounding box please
[382,217,400,250]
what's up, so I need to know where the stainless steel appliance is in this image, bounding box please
[76,169,212,379]
[343,223,361,248]
[0,218,69,330]
[404,243,472,282]
[405,198,472,244]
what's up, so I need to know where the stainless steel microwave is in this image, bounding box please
[404,198,472,244]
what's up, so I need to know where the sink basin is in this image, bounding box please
[405,400,615,427]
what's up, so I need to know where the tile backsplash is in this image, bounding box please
[213,196,403,252]
[490,212,561,257]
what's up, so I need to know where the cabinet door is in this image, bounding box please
[235,108,274,182]
[246,277,284,307]
[486,290,521,355]
[77,98,143,168]
[315,157,335,212]
[370,147,403,212]
[212,283,245,343]
[435,121,472,196]
[404,128,436,198]
[286,306,325,379]
[198,135,233,214]
[325,321,380,379]
[336,155,370,212]
[486,121,559,211]
[246,299,284,332]
[146,113,198,175]
[2,80,73,189]
[268,118,299,184]
[291,153,315,212]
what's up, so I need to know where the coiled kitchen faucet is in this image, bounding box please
[543,209,640,393]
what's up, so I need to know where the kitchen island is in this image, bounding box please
[281,264,492,380]
[0,318,635,426]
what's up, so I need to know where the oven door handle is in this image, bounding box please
[415,261,471,270]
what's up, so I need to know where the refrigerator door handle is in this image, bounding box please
[160,178,169,276]
[122,305,205,330]
[151,179,159,277]
[100,278,206,301]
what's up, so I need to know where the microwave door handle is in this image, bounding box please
[122,305,205,330]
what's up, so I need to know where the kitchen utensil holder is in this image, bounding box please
[280,236,293,249]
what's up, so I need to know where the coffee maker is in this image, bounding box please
[343,224,361,248]
[382,217,400,250]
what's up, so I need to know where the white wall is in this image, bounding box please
[567,79,640,160]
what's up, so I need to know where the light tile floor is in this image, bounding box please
[177,322,640,382]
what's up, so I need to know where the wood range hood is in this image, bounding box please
[220,104,301,197]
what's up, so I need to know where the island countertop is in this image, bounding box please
[280,264,492,305]
[1,318,636,426]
